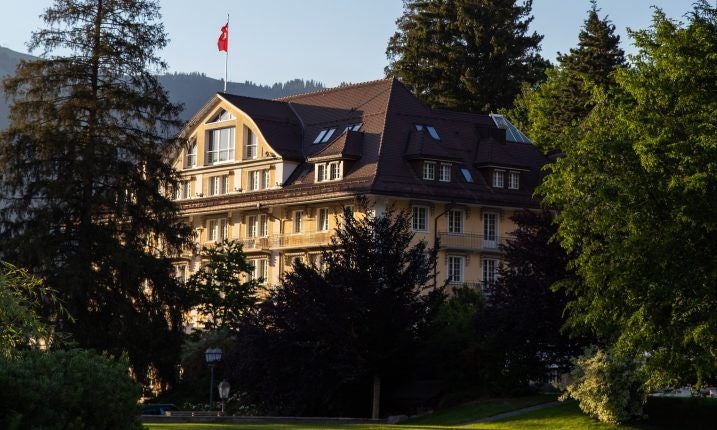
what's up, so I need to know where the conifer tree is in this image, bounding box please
[386,0,548,113]
[0,0,191,385]
[510,1,625,152]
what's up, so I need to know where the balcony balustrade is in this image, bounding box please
[237,230,333,251]
[436,232,507,251]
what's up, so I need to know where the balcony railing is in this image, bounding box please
[436,232,507,251]
[238,237,270,251]
[238,231,333,251]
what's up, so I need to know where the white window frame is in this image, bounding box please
[259,215,269,238]
[492,169,505,188]
[206,127,235,165]
[249,258,268,283]
[245,127,258,159]
[249,170,260,191]
[208,218,227,242]
[209,175,229,196]
[262,170,270,189]
[316,164,326,182]
[317,208,329,232]
[175,264,188,283]
[482,258,499,286]
[447,255,464,284]
[329,161,341,180]
[483,212,498,248]
[439,163,451,182]
[447,210,464,234]
[246,215,257,238]
[412,206,428,232]
[508,171,520,190]
[423,161,436,180]
[293,210,303,234]
[185,142,197,168]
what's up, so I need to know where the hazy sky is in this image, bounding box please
[0,1,697,87]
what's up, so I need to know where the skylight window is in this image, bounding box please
[415,124,441,140]
[345,123,362,132]
[490,114,532,144]
[313,128,336,144]
[460,168,474,183]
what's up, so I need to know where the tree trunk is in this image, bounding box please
[371,373,381,419]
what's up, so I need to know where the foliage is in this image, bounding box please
[478,210,587,392]
[386,0,548,113]
[0,0,192,385]
[226,199,444,416]
[561,347,645,424]
[186,240,263,330]
[0,262,66,359]
[419,286,485,388]
[0,348,142,430]
[508,1,625,152]
[539,2,717,391]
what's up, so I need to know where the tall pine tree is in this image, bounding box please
[510,0,625,152]
[0,0,191,386]
[386,0,548,113]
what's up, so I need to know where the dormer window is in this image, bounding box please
[492,169,505,188]
[415,124,440,140]
[313,128,336,144]
[422,161,436,180]
[206,127,235,165]
[439,163,451,182]
[316,161,342,182]
[185,141,197,168]
[245,126,258,159]
[508,171,520,189]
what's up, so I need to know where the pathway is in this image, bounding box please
[464,401,563,424]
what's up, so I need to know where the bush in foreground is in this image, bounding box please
[0,349,142,430]
[561,347,645,424]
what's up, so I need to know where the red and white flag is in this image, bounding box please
[217,22,229,52]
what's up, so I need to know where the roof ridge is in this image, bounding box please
[274,77,394,101]
[369,77,399,191]
[219,92,289,105]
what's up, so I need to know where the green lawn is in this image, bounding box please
[403,394,555,425]
[143,401,633,430]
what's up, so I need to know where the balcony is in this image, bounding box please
[238,237,270,251]
[436,232,506,252]
[237,231,333,251]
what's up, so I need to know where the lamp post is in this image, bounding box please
[204,347,223,410]
[218,379,231,415]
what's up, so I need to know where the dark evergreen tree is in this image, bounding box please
[386,0,548,113]
[479,210,587,390]
[510,0,625,152]
[0,0,191,386]
[226,200,444,417]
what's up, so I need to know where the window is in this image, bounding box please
[482,258,498,286]
[250,259,268,283]
[317,208,329,232]
[175,264,188,283]
[484,213,498,248]
[422,161,436,180]
[175,180,191,200]
[247,215,257,238]
[245,127,257,159]
[208,109,234,123]
[448,210,463,234]
[460,167,474,183]
[492,170,505,188]
[208,218,227,242]
[209,175,229,196]
[508,171,520,189]
[447,256,464,284]
[249,171,260,191]
[439,163,451,182]
[412,206,428,232]
[262,170,270,189]
[259,215,269,237]
[185,142,197,168]
[313,128,336,144]
[206,127,235,165]
[415,124,441,140]
[345,123,362,132]
[293,211,303,234]
[316,164,326,182]
[329,162,340,180]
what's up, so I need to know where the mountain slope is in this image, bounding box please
[0,46,325,129]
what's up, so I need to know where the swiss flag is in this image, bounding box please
[217,23,228,52]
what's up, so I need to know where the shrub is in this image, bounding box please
[0,349,142,430]
[561,347,646,424]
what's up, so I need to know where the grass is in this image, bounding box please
[143,397,716,430]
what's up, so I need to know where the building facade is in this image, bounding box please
[170,78,546,290]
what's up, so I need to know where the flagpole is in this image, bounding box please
[224,13,229,92]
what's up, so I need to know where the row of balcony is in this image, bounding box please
[233,231,506,252]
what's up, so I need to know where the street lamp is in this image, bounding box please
[204,347,223,410]
[218,379,231,415]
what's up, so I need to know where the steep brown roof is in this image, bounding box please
[204,77,547,208]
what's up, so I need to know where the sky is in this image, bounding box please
[0,0,698,87]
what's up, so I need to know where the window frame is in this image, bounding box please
[185,141,197,168]
[482,258,498,286]
[317,208,329,232]
[508,171,520,190]
[422,161,436,180]
[245,127,258,160]
[492,169,505,188]
[205,127,235,165]
[447,209,464,234]
[439,163,452,182]
[293,210,303,234]
[412,206,428,232]
[447,255,465,284]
